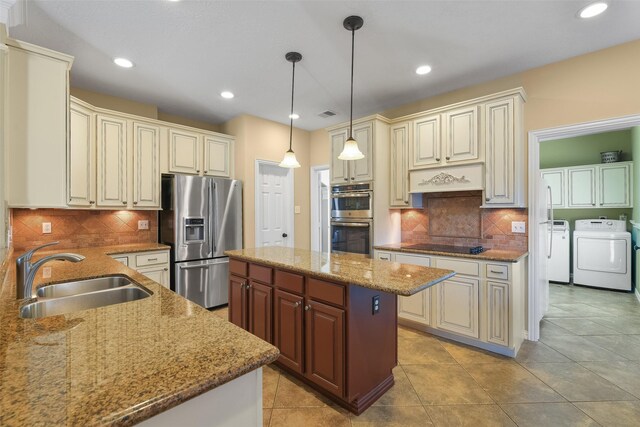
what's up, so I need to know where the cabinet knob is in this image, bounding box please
[196,170,200,173]
[592,203,596,206]
[246,283,252,289]
[344,178,348,181]
[122,201,127,205]
[486,197,490,202]
[89,201,95,205]
[445,156,450,161]
[293,301,300,308]
[305,304,311,311]
[133,201,138,205]
[163,268,168,271]
[435,158,440,162]
[404,200,409,204]
[204,170,208,174]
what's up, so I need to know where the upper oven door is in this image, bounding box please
[331,192,372,218]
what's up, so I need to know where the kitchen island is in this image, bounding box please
[225,247,454,414]
[0,244,279,426]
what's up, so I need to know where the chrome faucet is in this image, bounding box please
[16,242,85,299]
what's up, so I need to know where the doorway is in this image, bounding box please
[528,114,640,341]
[255,160,294,248]
[310,165,331,253]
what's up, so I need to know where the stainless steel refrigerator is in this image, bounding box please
[159,174,242,308]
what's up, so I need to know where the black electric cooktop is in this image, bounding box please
[403,244,485,255]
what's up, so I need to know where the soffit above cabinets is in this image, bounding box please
[8,1,640,131]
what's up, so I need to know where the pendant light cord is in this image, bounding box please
[349,27,355,139]
[289,60,296,151]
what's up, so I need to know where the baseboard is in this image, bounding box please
[635,287,640,303]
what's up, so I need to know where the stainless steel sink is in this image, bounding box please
[20,286,152,319]
[36,275,134,298]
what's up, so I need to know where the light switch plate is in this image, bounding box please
[42,266,51,279]
[42,222,52,234]
[138,220,149,230]
[294,206,301,214]
[511,221,526,233]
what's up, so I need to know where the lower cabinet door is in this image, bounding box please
[274,289,304,374]
[486,281,509,346]
[398,290,430,325]
[248,281,273,343]
[136,266,169,288]
[229,275,247,330]
[435,277,479,338]
[305,300,345,397]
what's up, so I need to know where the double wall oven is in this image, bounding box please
[330,183,373,257]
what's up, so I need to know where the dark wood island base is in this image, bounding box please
[228,258,399,414]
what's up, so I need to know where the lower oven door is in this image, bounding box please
[330,219,372,257]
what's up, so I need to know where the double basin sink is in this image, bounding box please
[20,276,152,319]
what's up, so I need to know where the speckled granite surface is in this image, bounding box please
[0,244,279,426]
[374,243,528,262]
[225,247,455,296]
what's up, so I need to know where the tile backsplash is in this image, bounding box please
[11,209,158,250]
[401,191,528,251]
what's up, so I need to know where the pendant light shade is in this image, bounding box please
[338,15,365,161]
[279,52,302,169]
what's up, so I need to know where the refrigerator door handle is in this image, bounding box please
[209,181,217,255]
[547,185,553,259]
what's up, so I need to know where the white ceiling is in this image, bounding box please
[8,1,640,131]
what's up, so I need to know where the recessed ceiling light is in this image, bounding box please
[416,65,432,75]
[113,57,133,68]
[289,113,299,120]
[578,2,608,19]
[220,91,234,99]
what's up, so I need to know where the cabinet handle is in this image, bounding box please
[89,201,95,205]
[490,270,504,274]
[293,301,300,308]
[305,304,311,311]
[147,258,158,261]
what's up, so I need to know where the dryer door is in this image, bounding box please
[575,237,628,273]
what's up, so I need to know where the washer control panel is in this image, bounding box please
[574,219,627,232]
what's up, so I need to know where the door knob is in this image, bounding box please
[282,233,288,238]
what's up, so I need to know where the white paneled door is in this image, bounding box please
[256,161,294,247]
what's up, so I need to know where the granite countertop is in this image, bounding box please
[225,247,455,296]
[374,243,528,263]
[0,244,279,426]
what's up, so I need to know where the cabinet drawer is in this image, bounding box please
[112,256,129,266]
[486,264,509,280]
[230,259,248,277]
[436,258,479,276]
[308,278,345,307]
[275,270,305,295]
[249,263,273,284]
[135,251,169,267]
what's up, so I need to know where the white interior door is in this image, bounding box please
[256,161,294,247]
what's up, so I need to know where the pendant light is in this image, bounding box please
[279,52,302,168]
[338,15,365,161]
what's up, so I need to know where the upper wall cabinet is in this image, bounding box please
[389,122,410,207]
[410,114,441,168]
[329,120,375,184]
[132,122,161,208]
[5,39,74,208]
[96,114,129,207]
[168,129,233,178]
[68,101,96,207]
[542,162,632,209]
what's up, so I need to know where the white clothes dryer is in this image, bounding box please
[573,219,631,291]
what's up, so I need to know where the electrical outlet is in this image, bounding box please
[294,206,301,214]
[511,221,526,234]
[42,222,52,234]
[372,295,380,315]
[138,220,149,230]
[42,267,52,279]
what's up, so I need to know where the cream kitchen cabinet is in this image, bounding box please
[5,39,74,208]
[483,95,526,207]
[168,129,233,177]
[330,121,374,184]
[374,248,526,356]
[110,250,170,289]
[69,98,161,209]
[543,161,632,209]
[389,122,411,207]
[97,114,129,207]
[410,114,441,168]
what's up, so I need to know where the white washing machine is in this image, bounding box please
[573,219,631,291]
[549,220,570,283]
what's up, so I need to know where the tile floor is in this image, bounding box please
[212,283,640,426]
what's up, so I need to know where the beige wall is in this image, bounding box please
[222,115,311,250]
[309,128,330,167]
[71,87,220,131]
[384,39,640,136]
